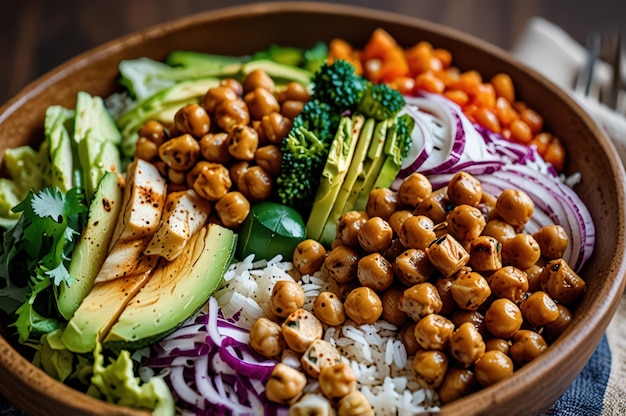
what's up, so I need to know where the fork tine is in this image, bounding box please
[575,32,601,97]
[604,31,622,110]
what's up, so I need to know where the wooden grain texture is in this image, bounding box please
[1,0,626,104]
[0,3,625,415]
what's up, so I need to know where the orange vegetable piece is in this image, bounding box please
[433,48,453,69]
[520,108,544,134]
[529,132,553,156]
[474,107,501,133]
[495,97,519,126]
[379,47,410,83]
[491,73,516,103]
[415,72,446,94]
[362,28,400,62]
[449,70,482,93]
[444,90,470,107]
[390,77,416,95]
[509,119,533,144]
[469,83,497,109]
[544,137,565,171]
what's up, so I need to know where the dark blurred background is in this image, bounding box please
[1,0,625,104]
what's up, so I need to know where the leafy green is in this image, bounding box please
[0,187,88,341]
[310,59,367,113]
[357,82,405,120]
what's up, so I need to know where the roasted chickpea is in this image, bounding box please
[358,217,393,253]
[394,248,435,286]
[203,85,238,114]
[138,120,167,146]
[449,270,492,311]
[228,160,250,186]
[278,82,310,102]
[413,313,455,350]
[243,68,275,93]
[509,329,547,365]
[344,287,383,325]
[449,322,486,368]
[260,112,293,145]
[533,225,569,259]
[474,350,514,387]
[434,275,457,316]
[399,215,436,250]
[487,265,529,303]
[540,258,586,305]
[237,166,273,201]
[227,124,259,161]
[336,211,369,248]
[388,210,414,236]
[254,144,282,176]
[245,87,280,120]
[219,78,244,96]
[544,303,573,340]
[520,291,560,327]
[270,280,305,318]
[249,317,284,358]
[446,204,486,242]
[192,162,232,201]
[281,100,305,120]
[323,245,359,284]
[484,298,523,339]
[366,188,399,220]
[314,291,346,326]
[290,394,334,416]
[381,286,409,327]
[450,309,486,336]
[495,189,534,230]
[485,338,511,355]
[398,172,432,207]
[281,309,323,353]
[337,390,373,416]
[174,103,210,138]
[412,349,449,389]
[357,253,394,292]
[447,171,482,207]
[318,362,357,400]
[135,137,159,162]
[501,233,541,270]
[400,283,443,321]
[468,235,502,272]
[301,339,341,379]
[199,132,231,164]
[438,367,477,404]
[215,98,250,132]
[293,239,327,276]
[525,264,544,293]
[265,363,306,404]
[214,191,250,228]
[482,218,516,243]
[159,134,200,171]
[415,187,451,224]
[426,234,470,277]
[400,322,420,355]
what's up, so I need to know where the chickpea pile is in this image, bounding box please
[266,170,585,408]
[133,69,310,229]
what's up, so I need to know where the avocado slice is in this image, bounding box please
[61,256,159,353]
[306,115,364,242]
[104,223,236,349]
[56,171,124,320]
[74,91,123,200]
[319,117,376,245]
[44,105,76,192]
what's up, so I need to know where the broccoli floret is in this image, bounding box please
[357,82,406,121]
[303,42,329,73]
[311,59,367,113]
[292,99,342,147]
[395,113,415,159]
[276,126,328,211]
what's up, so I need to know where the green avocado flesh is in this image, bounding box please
[103,223,236,349]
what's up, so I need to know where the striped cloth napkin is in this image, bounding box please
[512,16,626,416]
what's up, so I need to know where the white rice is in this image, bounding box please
[214,255,441,415]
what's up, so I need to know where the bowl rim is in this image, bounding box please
[1,2,626,415]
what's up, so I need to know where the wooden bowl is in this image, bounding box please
[1,3,625,415]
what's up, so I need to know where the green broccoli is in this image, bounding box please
[311,59,367,113]
[276,126,327,212]
[292,99,342,146]
[357,82,406,121]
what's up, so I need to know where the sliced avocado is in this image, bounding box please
[57,171,124,320]
[372,114,415,191]
[44,105,76,192]
[319,117,376,245]
[240,59,313,87]
[353,120,397,212]
[345,119,390,213]
[61,256,159,353]
[104,223,236,349]
[74,92,123,200]
[165,50,249,69]
[306,115,363,242]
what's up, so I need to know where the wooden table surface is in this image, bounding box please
[2,0,625,106]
